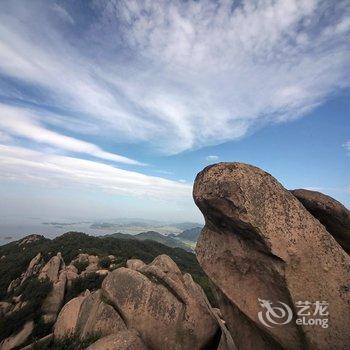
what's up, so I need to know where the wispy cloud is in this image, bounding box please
[0,104,144,165]
[0,144,191,199]
[0,0,349,155]
[52,3,74,24]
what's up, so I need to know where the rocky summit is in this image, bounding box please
[1,162,349,349]
[194,162,350,350]
[0,250,233,350]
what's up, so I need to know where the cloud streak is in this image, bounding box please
[0,104,143,165]
[0,144,191,199]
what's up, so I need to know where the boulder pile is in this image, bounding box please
[1,252,232,350]
[53,254,227,350]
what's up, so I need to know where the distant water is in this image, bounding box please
[0,220,104,246]
[0,218,187,246]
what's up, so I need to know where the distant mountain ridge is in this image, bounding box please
[108,231,192,251]
[176,227,202,242]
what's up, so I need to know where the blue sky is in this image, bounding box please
[0,0,349,225]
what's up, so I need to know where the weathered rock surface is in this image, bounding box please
[291,188,350,254]
[41,254,67,323]
[86,330,147,350]
[7,252,44,295]
[102,255,220,350]
[194,162,350,350]
[126,259,145,270]
[0,320,33,350]
[39,253,65,283]
[54,293,88,338]
[76,289,126,339]
[21,252,43,283]
[54,288,126,341]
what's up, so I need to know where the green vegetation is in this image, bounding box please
[65,272,106,302]
[0,277,52,342]
[98,256,111,269]
[177,227,202,242]
[0,231,215,306]
[109,231,192,251]
[72,260,89,274]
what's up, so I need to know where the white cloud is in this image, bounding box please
[0,104,143,165]
[0,144,192,200]
[0,130,12,143]
[0,0,349,155]
[343,140,350,152]
[52,4,74,24]
[206,155,219,162]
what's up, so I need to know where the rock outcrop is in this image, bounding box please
[21,252,43,283]
[194,163,350,350]
[291,188,350,254]
[40,253,67,323]
[17,234,44,247]
[101,255,221,350]
[7,253,44,294]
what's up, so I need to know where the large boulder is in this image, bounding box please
[102,255,220,350]
[194,163,350,350]
[291,189,350,254]
[39,253,65,283]
[41,257,67,323]
[21,252,43,283]
[54,293,88,338]
[0,321,33,350]
[86,330,147,350]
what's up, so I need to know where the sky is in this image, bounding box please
[0,0,349,230]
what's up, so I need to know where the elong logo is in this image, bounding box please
[258,298,329,329]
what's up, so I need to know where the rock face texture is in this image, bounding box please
[102,255,220,350]
[40,253,67,323]
[86,330,147,350]
[54,293,88,338]
[194,163,350,350]
[21,252,43,283]
[39,253,64,282]
[7,252,44,294]
[54,289,126,340]
[76,289,126,339]
[291,189,350,254]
